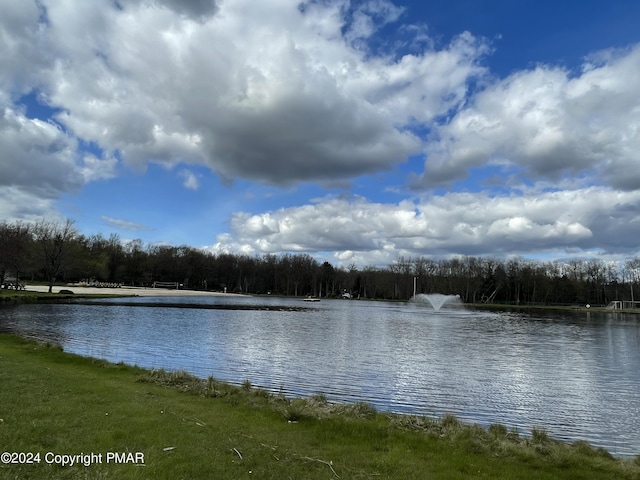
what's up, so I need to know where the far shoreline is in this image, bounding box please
[6,286,640,314]
[23,284,244,297]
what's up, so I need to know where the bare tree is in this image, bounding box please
[32,218,78,293]
[623,257,640,302]
[0,221,32,287]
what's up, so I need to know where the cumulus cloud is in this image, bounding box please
[0,186,61,222]
[342,0,406,47]
[209,188,640,265]
[3,0,640,265]
[0,106,80,195]
[415,45,640,190]
[0,2,52,96]
[8,0,486,186]
[1,0,487,223]
[0,103,117,218]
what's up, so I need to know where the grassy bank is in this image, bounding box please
[0,289,126,304]
[0,334,638,479]
[0,289,69,303]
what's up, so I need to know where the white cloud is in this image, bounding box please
[0,186,61,221]
[14,0,487,185]
[79,153,118,183]
[342,0,405,46]
[0,1,52,96]
[0,105,82,198]
[0,103,118,222]
[210,188,640,266]
[101,216,153,232]
[1,0,488,230]
[179,169,200,190]
[2,0,640,266]
[416,45,640,189]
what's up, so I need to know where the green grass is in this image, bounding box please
[0,289,58,302]
[0,289,129,303]
[0,334,638,479]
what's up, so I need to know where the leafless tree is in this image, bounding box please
[0,221,31,287]
[32,218,78,293]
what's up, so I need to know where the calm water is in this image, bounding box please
[1,296,639,457]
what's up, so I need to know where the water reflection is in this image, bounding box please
[1,298,638,456]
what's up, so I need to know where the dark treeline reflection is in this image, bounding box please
[2,219,640,304]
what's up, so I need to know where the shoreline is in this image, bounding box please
[23,284,243,297]
[1,332,638,479]
[12,287,640,313]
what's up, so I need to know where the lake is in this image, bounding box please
[1,295,639,457]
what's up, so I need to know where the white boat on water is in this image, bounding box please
[303,296,320,302]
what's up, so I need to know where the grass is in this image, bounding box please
[0,289,61,302]
[0,334,639,479]
[0,288,130,303]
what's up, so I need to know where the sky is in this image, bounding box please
[2,0,640,267]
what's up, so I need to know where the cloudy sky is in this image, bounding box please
[2,0,640,266]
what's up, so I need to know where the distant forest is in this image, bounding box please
[2,218,640,305]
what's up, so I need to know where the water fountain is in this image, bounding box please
[413,293,463,311]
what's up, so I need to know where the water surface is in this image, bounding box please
[1,296,638,456]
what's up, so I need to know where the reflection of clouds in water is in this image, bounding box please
[1,300,639,456]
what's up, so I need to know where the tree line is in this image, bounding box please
[1,218,639,305]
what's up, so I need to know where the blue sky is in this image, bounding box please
[2,0,640,266]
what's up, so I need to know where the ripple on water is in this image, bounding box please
[1,299,639,456]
